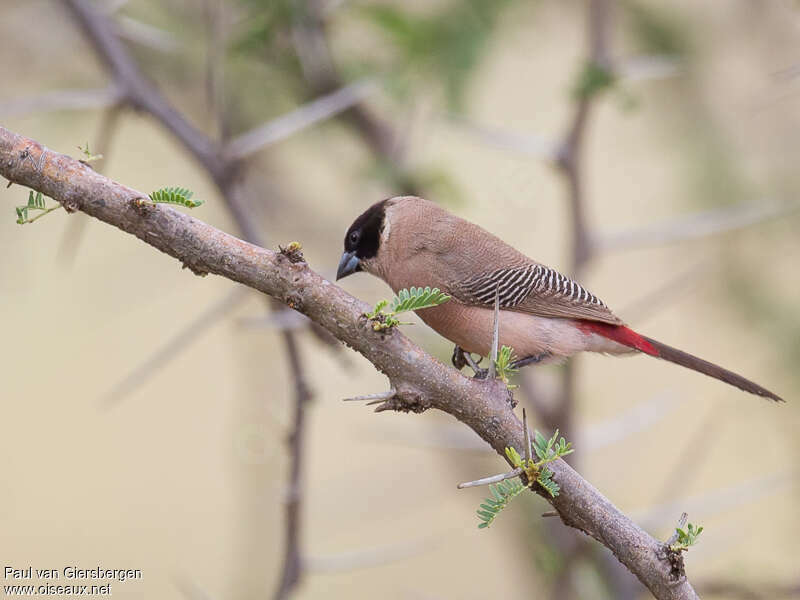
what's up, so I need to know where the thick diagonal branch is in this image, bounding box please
[0,126,697,600]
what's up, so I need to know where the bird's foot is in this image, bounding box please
[510,353,550,370]
[452,345,489,379]
[471,366,490,380]
[451,345,468,370]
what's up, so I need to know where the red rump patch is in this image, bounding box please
[576,321,659,356]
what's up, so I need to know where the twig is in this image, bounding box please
[102,288,248,406]
[595,201,799,253]
[237,310,310,332]
[619,261,709,325]
[0,86,122,118]
[0,124,702,599]
[634,469,796,528]
[443,59,681,162]
[446,116,559,162]
[273,330,313,600]
[202,0,227,140]
[288,1,419,192]
[225,80,376,160]
[580,390,681,451]
[116,15,180,52]
[306,535,441,573]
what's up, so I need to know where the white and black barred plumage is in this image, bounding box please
[453,263,623,325]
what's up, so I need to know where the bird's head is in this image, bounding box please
[336,198,390,280]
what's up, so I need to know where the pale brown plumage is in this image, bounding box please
[356,196,626,359]
[337,196,783,401]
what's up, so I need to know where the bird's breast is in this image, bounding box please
[415,301,589,359]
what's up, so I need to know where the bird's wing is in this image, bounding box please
[450,263,624,325]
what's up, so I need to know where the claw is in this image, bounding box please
[471,366,490,380]
[452,345,488,378]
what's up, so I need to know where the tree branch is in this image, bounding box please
[0,125,698,600]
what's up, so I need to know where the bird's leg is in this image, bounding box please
[465,354,489,380]
[451,345,468,370]
[451,345,489,379]
[510,353,551,370]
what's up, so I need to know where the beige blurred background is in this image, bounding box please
[1,0,799,598]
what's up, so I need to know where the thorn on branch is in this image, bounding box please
[523,408,532,463]
[457,467,523,489]
[488,285,500,380]
[343,389,396,403]
[343,387,430,413]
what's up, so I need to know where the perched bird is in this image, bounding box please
[337,196,783,402]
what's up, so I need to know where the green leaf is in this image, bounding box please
[537,466,560,498]
[367,287,450,331]
[670,521,704,552]
[148,186,204,208]
[29,191,46,209]
[533,430,548,459]
[15,189,61,225]
[390,286,450,314]
[494,345,518,385]
[504,446,522,468]
[474,479,525,529]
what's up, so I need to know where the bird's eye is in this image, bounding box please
[349,232,359,244]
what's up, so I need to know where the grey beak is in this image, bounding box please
[336,251,360,280]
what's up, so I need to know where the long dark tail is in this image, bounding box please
[579,322,784,402]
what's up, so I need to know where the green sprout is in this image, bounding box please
[476,479,526,529]
[494,345,518,386]
[506,429,574,498]
[147,186,204,208]
[670,522,704,552]
[77,142,103,164]
[366,286,450,331]
[473,427,575,529]
[15,190,62,225]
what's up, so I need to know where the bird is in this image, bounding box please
[336,196,783,402]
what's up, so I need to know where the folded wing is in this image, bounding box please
[451,263,624,325]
